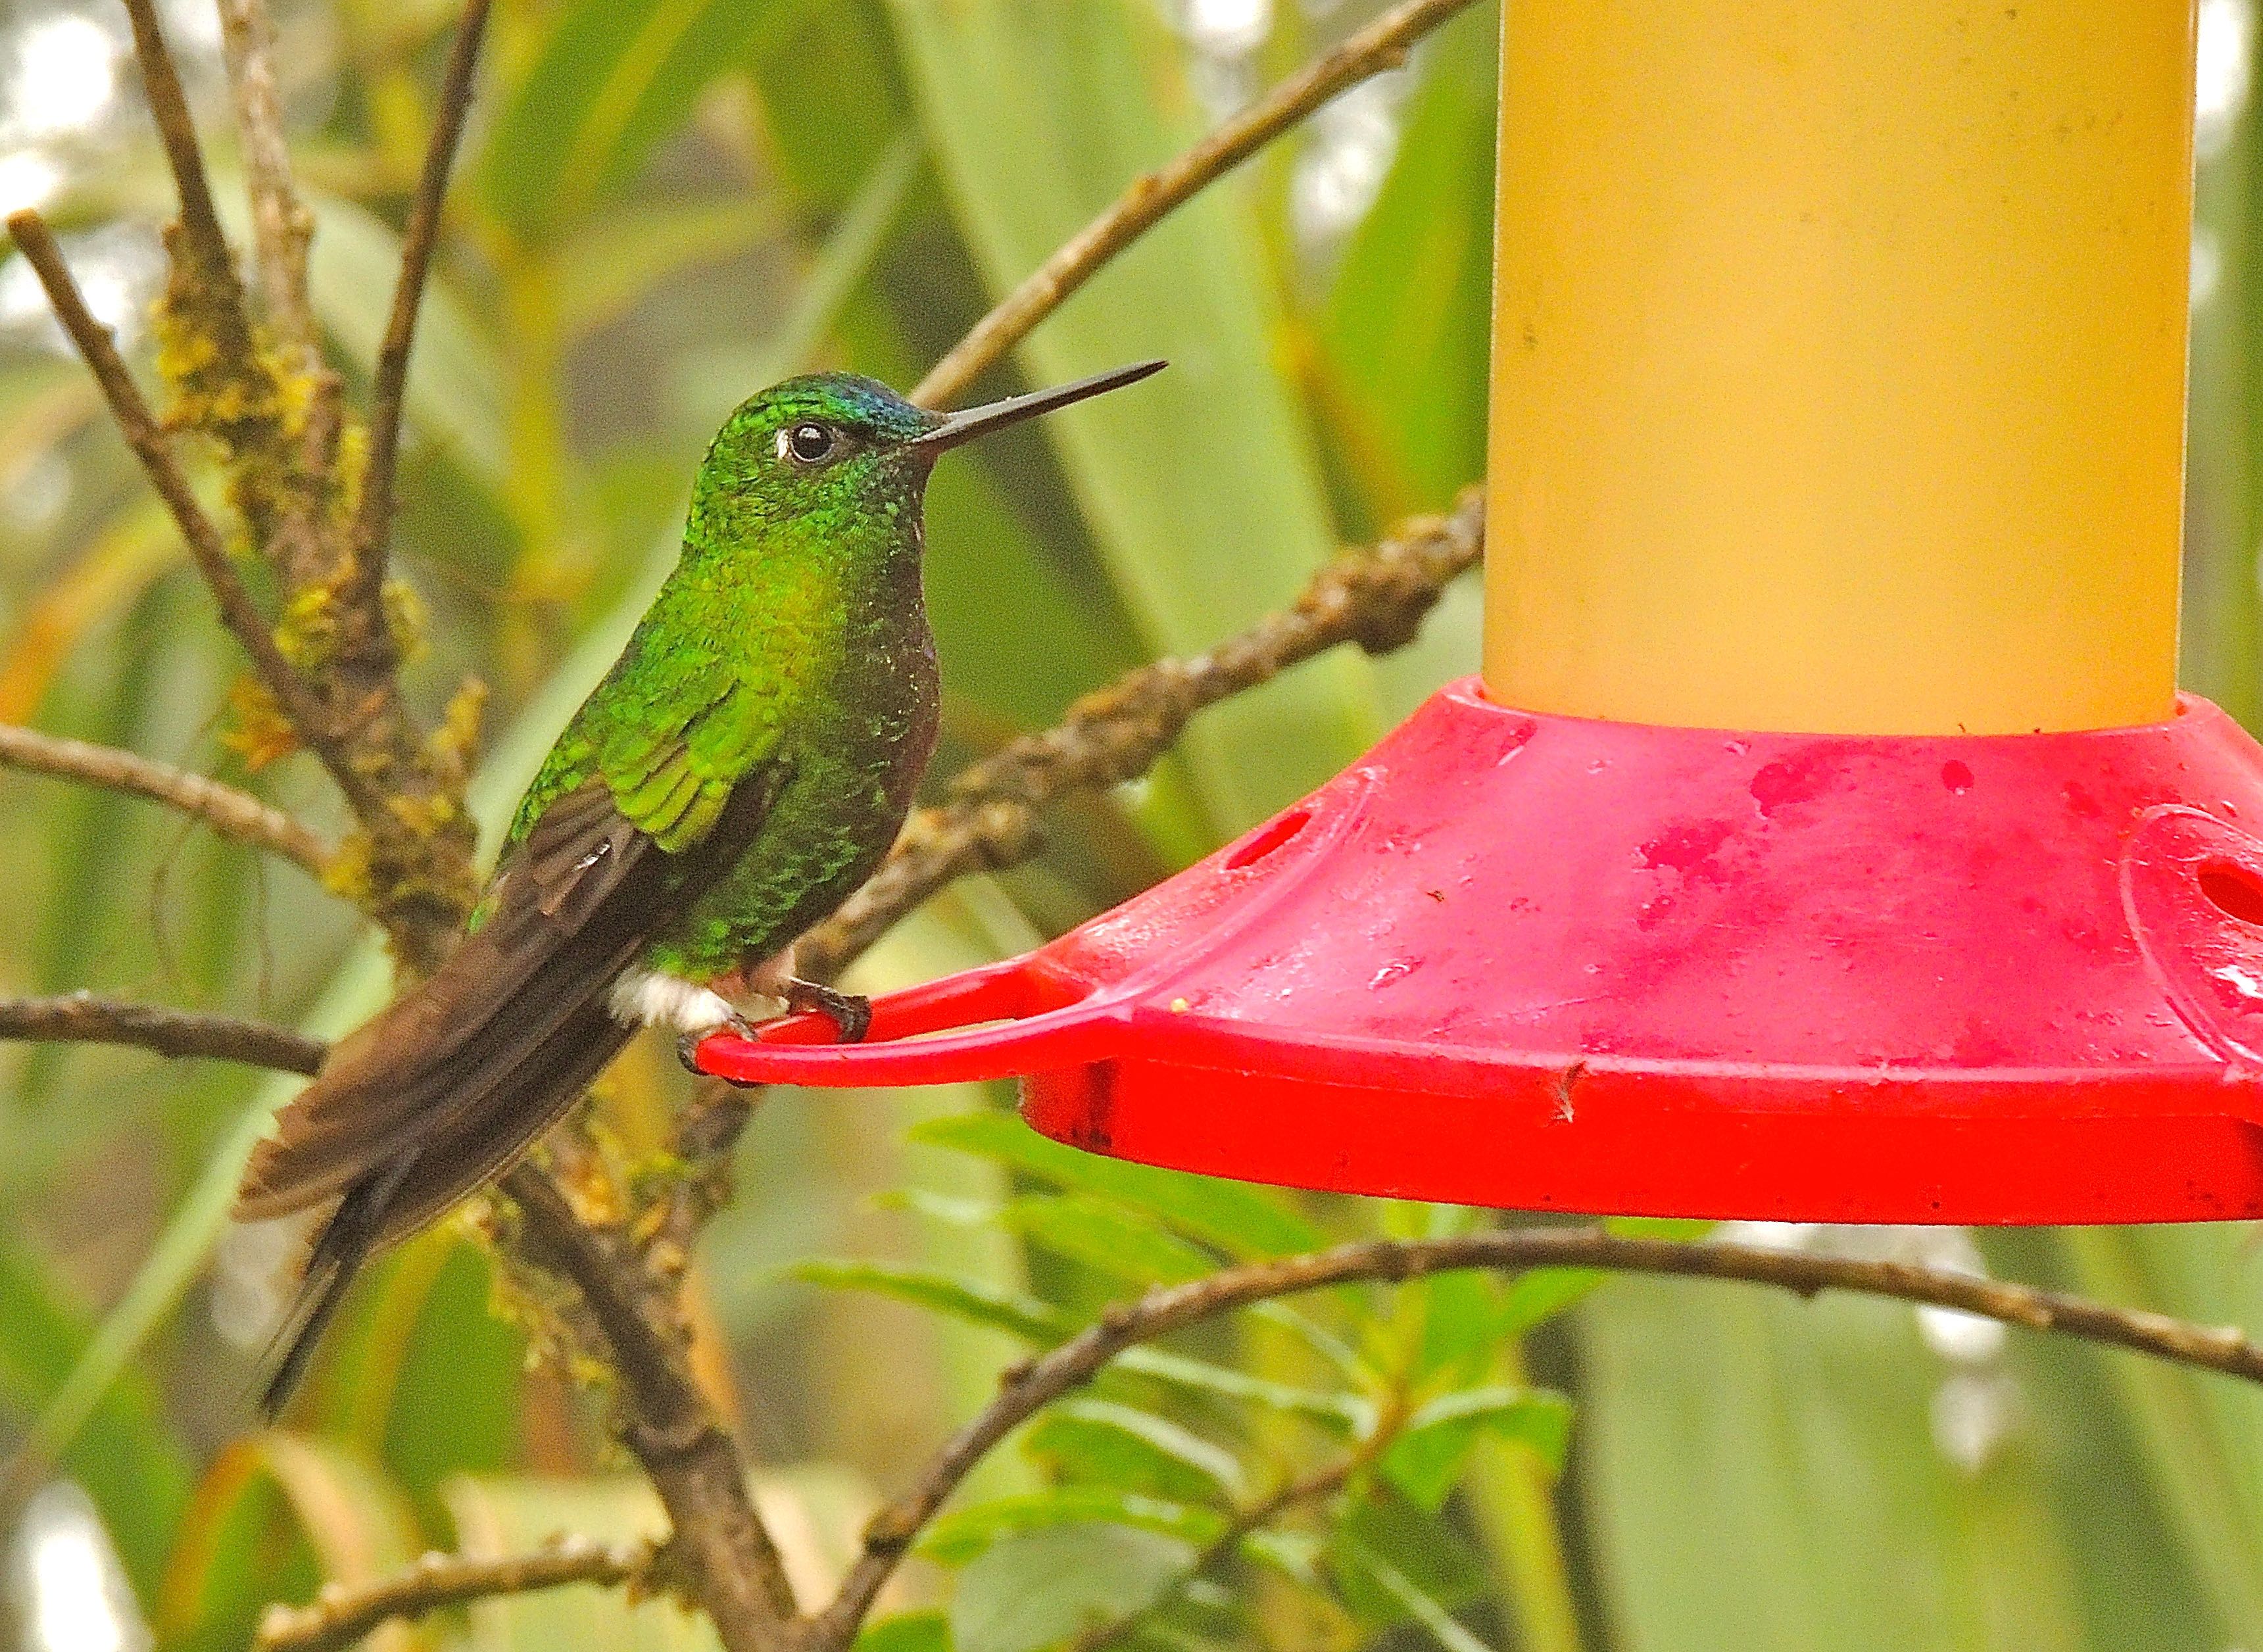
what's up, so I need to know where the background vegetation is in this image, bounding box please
[3,0,2263,1649]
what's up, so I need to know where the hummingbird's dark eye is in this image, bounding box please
[785,422,836,464]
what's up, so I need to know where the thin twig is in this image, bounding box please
[800,485,1483,980]
[343,0,495,629]
[254,1537,651,1652]
[120,0,255,358]
[217,0,318,354]
[812,1226,2263,1640]
[2,211,379,819]
[911,0,1482,408]
[504,1165,800,1652]
[0,994,324,1073]
[0,722,331,878]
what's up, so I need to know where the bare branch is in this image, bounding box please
[343,0,495,631]
[254,1537,651,1652]
[813,1225,2263,1640]
[799,484,1483,980]
[912,0,1483,408]
[2,210,380,820]
[0,721,332,878]
[217,0,318,354]
[504,1163,800,1652]
[0,994,323,1074]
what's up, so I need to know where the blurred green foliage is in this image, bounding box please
[1,0,2260,1648]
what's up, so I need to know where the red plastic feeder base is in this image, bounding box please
[698,679,2263,1224]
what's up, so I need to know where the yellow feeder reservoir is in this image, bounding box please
[1487,0,2193,735]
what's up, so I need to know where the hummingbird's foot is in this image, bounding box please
[673,1011,760,1075]
[783,977,872,1044]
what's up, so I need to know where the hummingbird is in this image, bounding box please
[234,358,1167,1416]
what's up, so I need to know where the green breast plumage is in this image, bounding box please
[646,582,939,979]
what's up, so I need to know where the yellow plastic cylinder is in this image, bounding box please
[1485,1,2196,734]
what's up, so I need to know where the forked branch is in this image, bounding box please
[2,211,377,817]
[218,1214,2263,1650]
[813,1227,2263,1637]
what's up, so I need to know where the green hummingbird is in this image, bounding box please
[235,358,1166,1415]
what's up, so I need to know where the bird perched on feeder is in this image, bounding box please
[235,359,1167,1416]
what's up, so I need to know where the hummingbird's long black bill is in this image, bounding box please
[917,358,1167,453]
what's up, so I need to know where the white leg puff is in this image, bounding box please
[608,968,739,1036]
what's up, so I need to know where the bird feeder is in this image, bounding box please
[696,0,2263,1223]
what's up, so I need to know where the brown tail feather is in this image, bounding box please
[257,998,637,1415]
[239,767,792,1416]
[257,1152,418,1419]
[374,1000,635,1245]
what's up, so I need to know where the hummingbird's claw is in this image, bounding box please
[783,978,872,1044]
[675,1012,759,1075]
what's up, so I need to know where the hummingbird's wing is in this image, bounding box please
[236,674,789,1229]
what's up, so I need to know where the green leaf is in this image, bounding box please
[888,0,1384,833]
[555,197,785,340]
[1114,1348,1371,1434]
[875,1186,1004,1228]
[0,1234,193,1600]
[857,1611,953,1652]
[354,1234,527,1510]
[950,1522,1195,1652]
[9,942,392,1502]
[912,1111,1325,1259]
[159,1434,424,1651]
[666,134,924,429]
[1242,1528,1324,1587]
[1025,1397,1248,1505]
[791,1257,1068,1343]
[477,0,791,241]
[1004,1194,1219,1287]
[1318,2,1497,525]
[304,190,508,481]
[1496,1268,1607,1337]
[1382,1386,1574,1511]
[1330,1487,1488,1622]
[1403,1269,1506,1386]
[919,1488,1225,1566]
[1580,1274,2093,1652]
[2051,1226,2263,1645]
[1336,1536,1499,1652]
